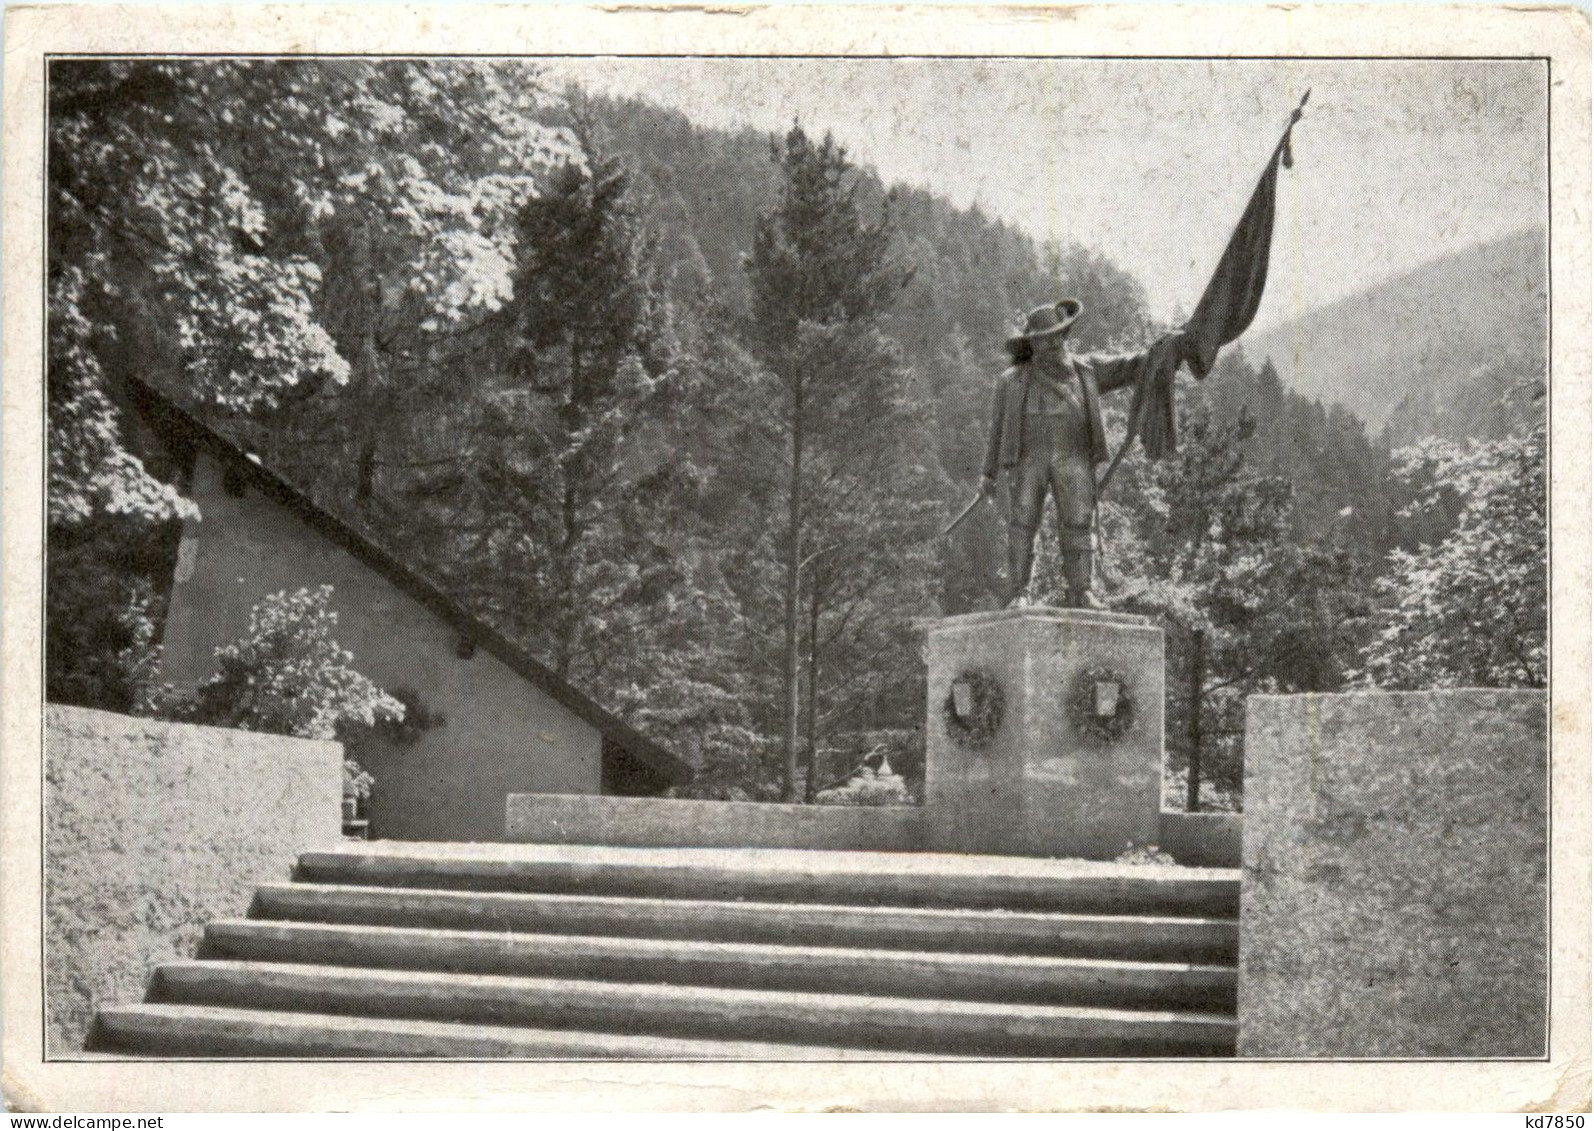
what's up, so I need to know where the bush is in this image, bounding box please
[157,585,404,742]
[814,742,915,807]
[1359,418,1546,689]
[343,758,375,801]
[666,728,783,802]
[369,685,446,744]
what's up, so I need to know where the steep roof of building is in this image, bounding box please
[125,377,690,792]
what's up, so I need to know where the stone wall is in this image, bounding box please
[506,795,1244,864]
[1238,690,1547,1058]
[44,705,343,1056]
[507,793,925,852]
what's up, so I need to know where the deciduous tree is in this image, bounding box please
[47,59,573,524]
[1360,412,1546,689]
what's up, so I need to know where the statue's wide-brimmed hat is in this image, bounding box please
[1006,300,1083,351]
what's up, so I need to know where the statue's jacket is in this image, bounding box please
[982,337,1182,478]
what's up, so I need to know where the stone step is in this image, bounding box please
[148,959,1237,1057]
[252,882,1239,962]
[201,919,1237,1010]
[90,1003,956,1060]
[294,843,1240,917]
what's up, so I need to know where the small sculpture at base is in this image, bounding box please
[814,748,911,806]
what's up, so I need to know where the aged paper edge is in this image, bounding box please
[2,3,1589,1113]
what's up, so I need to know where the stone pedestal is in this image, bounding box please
[924,606,1165,860]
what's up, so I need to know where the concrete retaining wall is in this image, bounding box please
[1238,690,1547,1058]
[507,793,926,852]
[44,705,343,1056]
[1156,810,1242,868]
[506,796,1243,864]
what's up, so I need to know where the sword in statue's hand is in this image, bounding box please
[942,477,997,537]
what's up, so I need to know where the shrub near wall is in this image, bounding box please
[44,705,342,1056]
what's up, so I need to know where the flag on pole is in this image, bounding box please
[1184,89,1311,379]
[1104,92,1310,482]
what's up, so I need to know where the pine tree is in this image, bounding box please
[793,325,942,799]
[393,124,685,688]
[741,125,915,801]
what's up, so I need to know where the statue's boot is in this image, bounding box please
[1007,522,1037,607]
[1062,523,1095,609]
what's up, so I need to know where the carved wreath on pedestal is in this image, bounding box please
[942,669,1005,751]
[1068,665,1136,744]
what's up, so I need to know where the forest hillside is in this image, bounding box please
[1247,226,1547,443]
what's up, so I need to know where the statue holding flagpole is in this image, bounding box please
[947,92,1311,608]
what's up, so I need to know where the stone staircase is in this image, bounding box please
[87,843,1241,1059]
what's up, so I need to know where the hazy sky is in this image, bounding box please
[546,58,1547,331]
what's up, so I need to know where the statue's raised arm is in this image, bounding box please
[1072,333,1191,397]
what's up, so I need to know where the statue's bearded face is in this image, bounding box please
[1032,333,1069,368]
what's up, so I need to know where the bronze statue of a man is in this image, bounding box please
[982,301,1193,608]
[968,96,1311,608]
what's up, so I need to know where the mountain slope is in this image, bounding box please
[1246,227,1546,441]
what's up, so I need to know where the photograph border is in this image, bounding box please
[5,5,1588,1113]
